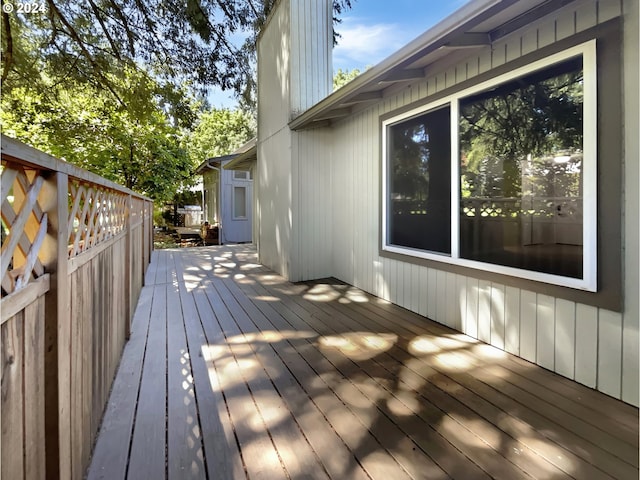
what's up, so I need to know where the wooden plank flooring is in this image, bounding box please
[87,245,639,480]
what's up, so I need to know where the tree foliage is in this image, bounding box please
[187,108,256,164]
[333,67,362,90]
[1,66,194,203]
[1,0,352,203]
[2,0,352,110]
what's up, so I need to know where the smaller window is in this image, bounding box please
[233,186,247,218]
[386,105,451,254]
[234,170,251,180]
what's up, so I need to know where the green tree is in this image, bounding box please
[333,68,362,90]
[1,68,194,203]
[1,0,353,109]
[187,108,256,164]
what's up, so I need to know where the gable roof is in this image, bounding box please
[289,0,570,130]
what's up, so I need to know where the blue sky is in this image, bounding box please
[207,1,469,108]
[333,0,470,72]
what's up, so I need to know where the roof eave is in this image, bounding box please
[288,0,551,131]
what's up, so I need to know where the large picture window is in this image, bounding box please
[382,41,596,291]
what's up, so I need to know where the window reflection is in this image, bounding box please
[459,57,584,278]
[388,106,451,254]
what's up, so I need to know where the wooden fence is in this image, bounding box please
[1,135,153,480]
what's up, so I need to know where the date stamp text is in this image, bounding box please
[2,2,47,14]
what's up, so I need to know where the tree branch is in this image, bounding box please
[2,6,13,82]
[87,0,122,60]
[107,0,136,56]
[46,0,126,107]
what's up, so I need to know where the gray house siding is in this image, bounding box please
[257,0,639,405]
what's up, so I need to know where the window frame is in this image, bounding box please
[233,185,248,220]
[381,40,597,292]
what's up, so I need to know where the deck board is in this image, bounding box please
[87,245,639,480]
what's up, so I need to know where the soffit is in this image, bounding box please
[289,0,574,131]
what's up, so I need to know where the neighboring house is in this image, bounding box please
[195,139,257,244]
[254,0,639,405]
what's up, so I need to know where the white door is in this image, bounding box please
[221,170,253,243]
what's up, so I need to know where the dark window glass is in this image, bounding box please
[388,106,451,254]
[459,57,584,278]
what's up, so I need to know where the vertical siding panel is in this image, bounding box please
[478,47,492,74]
[575,304,598,387]
[466,55,480,80]
[537,20,556,48]
[622,311,639,405]
[445,272,457,328]
[477,280,491,343]
[521,28,538,56]
[419,267,429,317]
[436,270,447,324]
[379,257,388,301]
[555,299,576,379]
[520,290,537,362]
[368,110,376,295]
[575,1,598,31]
[598,309,623,398]
[436,72,448,94]
[490,284,505,350]
[536,294,555,370]
[389,259,398,305]
[427,269,437,320]
[403,263,412,309]
[455,63,465,86]
[465,277,479,338]
[455,274,466,331]
[505,35,521,63]
[354,120,362,287]
[491,42,507,69]
[597,0,623,23]
[445,67,456,89]
[555,7,577,41]
[394,261,403,307]
[622,0,639,406]
[504,286,520,355]
[411,264,420,314]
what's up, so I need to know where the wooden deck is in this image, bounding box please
[86,245,639,480]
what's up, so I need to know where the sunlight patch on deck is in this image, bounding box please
[472,344,508,359]
[319,332,397,360]
[408,335,441,355]
[304,284,342,302]
[253,294,280,302]
[386,390,421,416]
[434,352,476,371]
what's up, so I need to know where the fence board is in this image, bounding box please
[1,312,25,480]
[23,296,46,480]
[2,136,153,480]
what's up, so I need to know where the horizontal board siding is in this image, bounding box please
[319,0,636,404]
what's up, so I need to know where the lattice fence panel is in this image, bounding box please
[1,162,48,296]
[68,180,128,258]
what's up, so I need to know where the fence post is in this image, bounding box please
[41,171,71,479]
[125,194,132,338]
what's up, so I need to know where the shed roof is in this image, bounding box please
[194,138,257,174]
[224,138,257,171]
[289,0,568,130]
[194,154,237,174]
